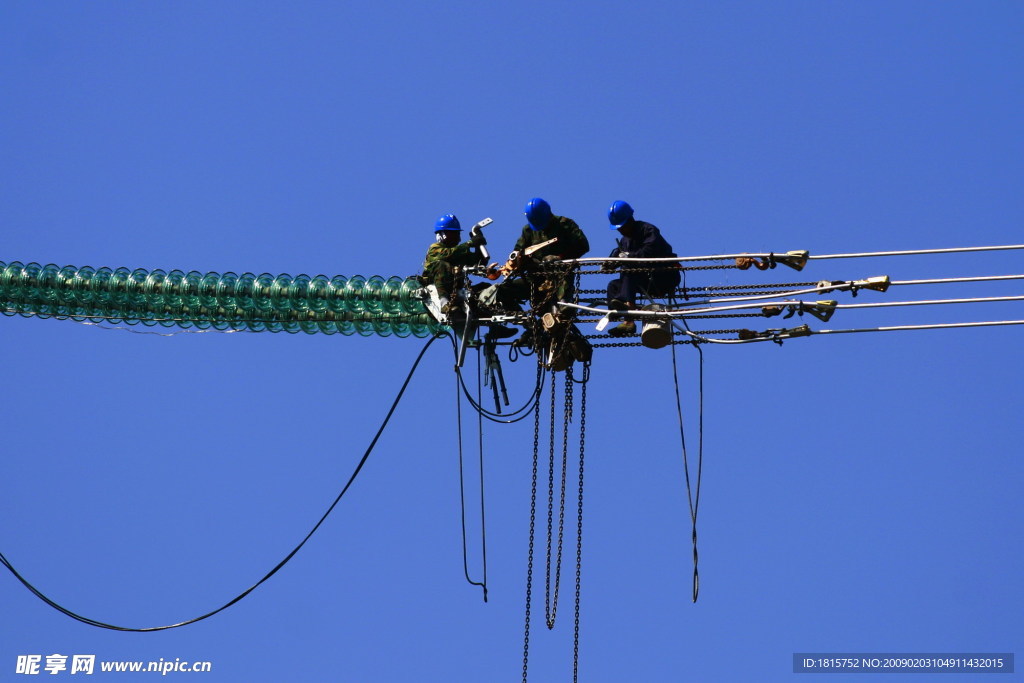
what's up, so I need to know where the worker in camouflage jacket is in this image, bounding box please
[422,213,485,311]
[497,197,590,312]
[422,213,518,340]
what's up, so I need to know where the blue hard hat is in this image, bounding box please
[434,214,462,232]
[608,200,634,229]
[525,197,553,231]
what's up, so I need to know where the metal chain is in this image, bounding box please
[573,364,588,683]
[544,371,556,630]
[696,280,817,291]
[589,340,691,348]
[683,313,762,319]
[584,328,744,340]
[576,264,736,274]
[522,383,541,683]
[545,370,572,629]
[580,280,817,296]
[679,288,816,298]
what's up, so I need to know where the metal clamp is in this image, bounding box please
[771,250,809,271]
[736,250,810,272]
[816,275,890,296]
[738,324,811,344]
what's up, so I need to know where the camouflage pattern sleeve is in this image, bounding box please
[423,241,479,271]
[513,225,533,253]
[511,217,588,261]
[422,240,481,298]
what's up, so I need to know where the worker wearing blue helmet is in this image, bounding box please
[497,198,590,313]
[421,213,486,315]
[603,201,681,336]
[513,198,589,262]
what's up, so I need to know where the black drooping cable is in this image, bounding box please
[454,348,488,601]
[0,334,440,631]
[475,352,490,598]
[672,316,705,603]
[448,333,546,424]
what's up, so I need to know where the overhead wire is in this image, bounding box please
[0,334,441,631]
[565,243,1024,265]
[891,274,1024,286]
[807,245,1024,260]
[808,319,1024,336]
[620,294,1024,319]
[836,295,1024,310]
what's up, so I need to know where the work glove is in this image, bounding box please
[541,254,560,263]
[470,232,486,247]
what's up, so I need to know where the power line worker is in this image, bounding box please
[422,213,517,339]
[488,198,592,367]
[421,213,486,321]
[603,201,681,337]
[497,197,590,316]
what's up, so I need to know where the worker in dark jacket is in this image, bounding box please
[604,200,681,336]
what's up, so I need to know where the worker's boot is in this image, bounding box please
[440,292,461,315]
[486,324,518,340]
[607,320,637,337]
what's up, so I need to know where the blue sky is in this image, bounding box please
[1,2,1021,681]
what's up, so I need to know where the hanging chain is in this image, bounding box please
[545,370,572,629]
[522,378,541,683]
[585,328,745,340]
[524,266,588,681]
[544,372,556,628]
[573,363,588,683]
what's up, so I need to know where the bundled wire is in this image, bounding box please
[562,244,1022,345]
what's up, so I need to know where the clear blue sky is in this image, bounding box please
[2,2,1021,681]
